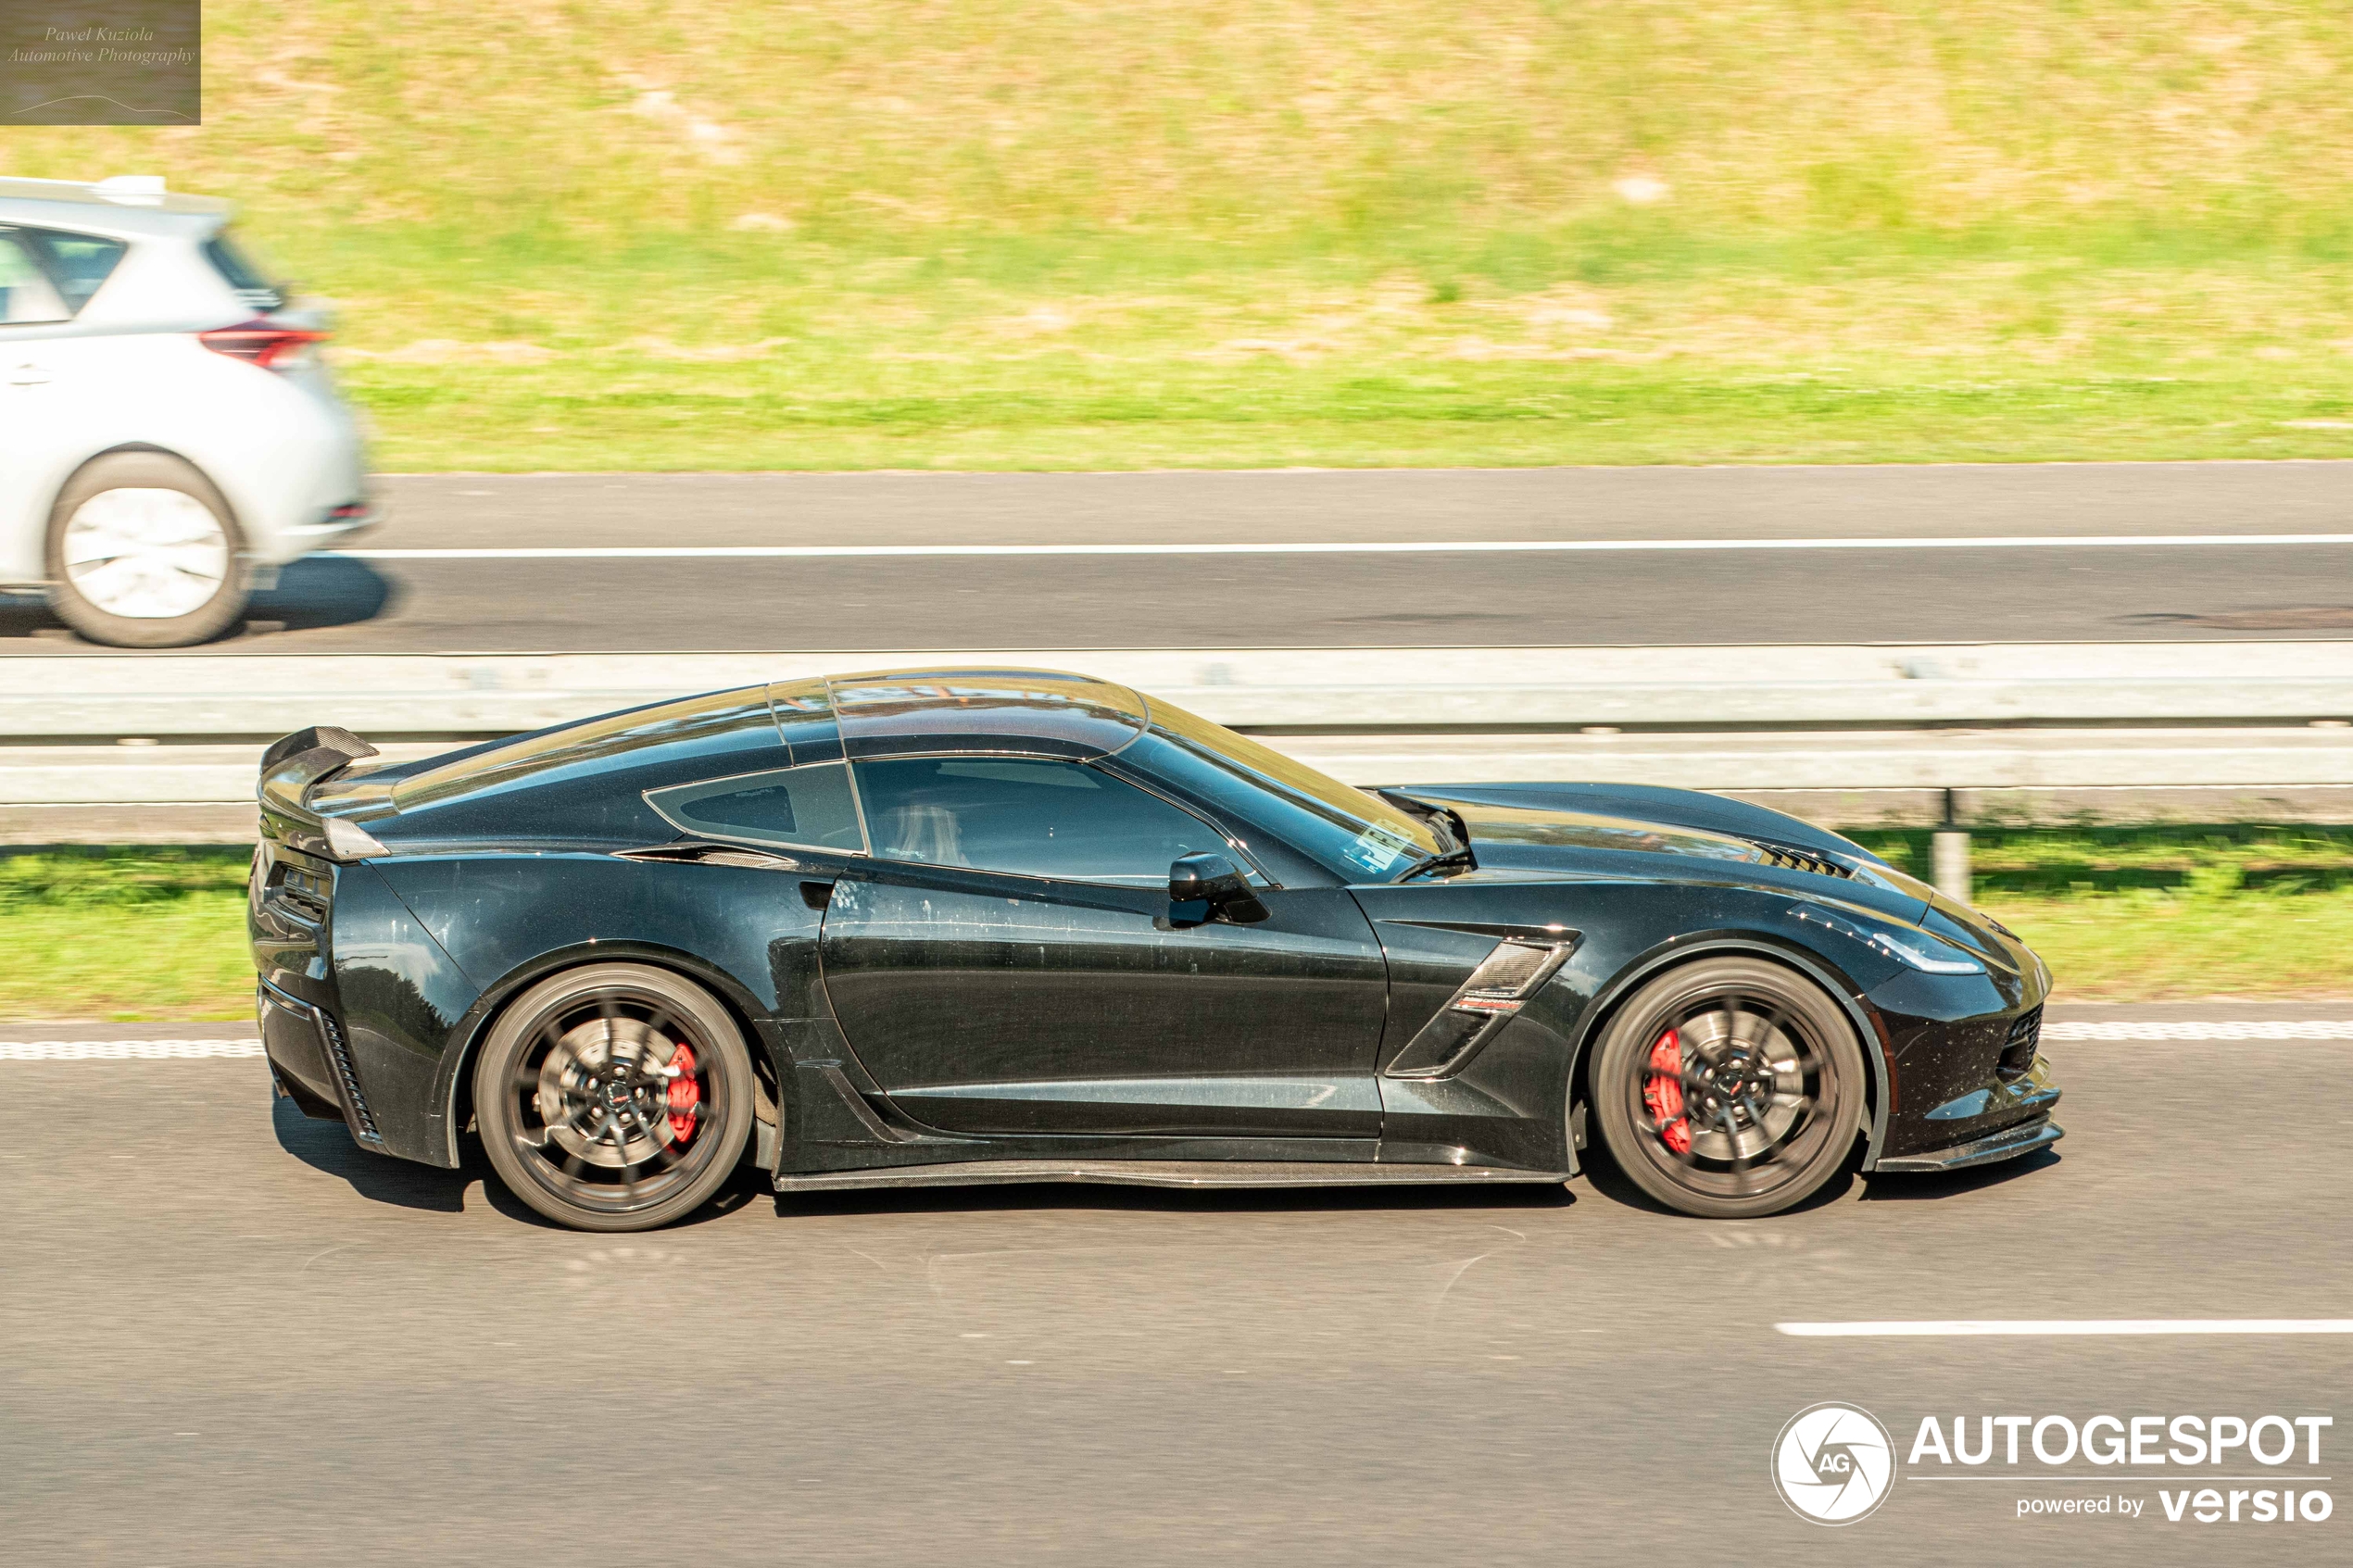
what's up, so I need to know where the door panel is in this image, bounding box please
[819,864,1389,1137]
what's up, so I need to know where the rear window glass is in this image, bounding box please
[391,688,776,811]
[0,232,69,323]
[647,762,866,853]
[203,230,283,310]
[25,228,128,314]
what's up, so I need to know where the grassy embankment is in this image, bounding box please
[6,829,2350,1021]
[8,4,2353,469]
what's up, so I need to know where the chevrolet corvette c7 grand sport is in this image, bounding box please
[250,668,2060,1231]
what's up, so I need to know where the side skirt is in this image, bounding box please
[775,1159,1570,1193]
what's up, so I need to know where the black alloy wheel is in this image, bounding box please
[1588,958,1867,1219]
[475,964,755,1231]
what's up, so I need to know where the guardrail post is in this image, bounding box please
[1931,787,1972,904]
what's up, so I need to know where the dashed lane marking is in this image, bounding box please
[0,1039,263,1060]
[2043,1021,2353,1041]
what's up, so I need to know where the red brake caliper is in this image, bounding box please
[1643,1029,1692,1154]
[666,1042,699,1145]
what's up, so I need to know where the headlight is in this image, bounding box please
[1790,906,1984,975]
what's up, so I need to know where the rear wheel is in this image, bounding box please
[1589,958,1866,1219]
[475,964,754,1232]
[44,451,249,647]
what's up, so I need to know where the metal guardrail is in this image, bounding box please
[17,643,2353,736]
[5,643,2350,837]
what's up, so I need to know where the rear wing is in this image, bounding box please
[258,726,384,860]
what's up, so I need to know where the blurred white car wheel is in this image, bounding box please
[44,453,249,647]
[63,488,231,620]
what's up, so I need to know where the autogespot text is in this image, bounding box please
[1906,1414,2334,1525]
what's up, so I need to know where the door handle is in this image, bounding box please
[7,362,49,385]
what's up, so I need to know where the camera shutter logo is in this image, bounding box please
[1772,1402,1898,1524]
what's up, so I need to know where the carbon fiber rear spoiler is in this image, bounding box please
[258,726,384,860]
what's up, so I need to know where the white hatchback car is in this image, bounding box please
[0,175,371,647]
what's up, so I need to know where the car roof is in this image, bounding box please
[0,177,229,238]
[371,668,1150,822]
[810,667,1149,759]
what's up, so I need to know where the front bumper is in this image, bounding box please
[1874,1113,2064,1173]
[1874,1053,2063,1173]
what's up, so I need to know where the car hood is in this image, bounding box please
[1399,782,1884,867]
[1403,796,1939,929]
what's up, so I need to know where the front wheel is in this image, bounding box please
[1589,958,1867,1219]
[475,964,755,1231]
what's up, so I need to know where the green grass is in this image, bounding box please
[1853,825,2353,1000]
[6,830,2349,1020]
[10,3,2353,468]
[0,851,255,1022]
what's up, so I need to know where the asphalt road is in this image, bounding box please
[4,462,2350,654]
[5,1016,2348,1565]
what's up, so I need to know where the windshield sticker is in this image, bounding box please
[1341,822,1417,874]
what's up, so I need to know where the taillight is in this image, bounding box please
[199,319,328,370]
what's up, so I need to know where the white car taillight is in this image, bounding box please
[198,319,328,371]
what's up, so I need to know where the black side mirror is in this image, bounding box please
[1168,852,1270,925]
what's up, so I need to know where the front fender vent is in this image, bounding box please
[1384,935,1579,1080]
[1750,841,1852,879]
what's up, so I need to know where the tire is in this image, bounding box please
[44,451,250,648]
[1589,957,1867,1219]
[475,964,756,1232]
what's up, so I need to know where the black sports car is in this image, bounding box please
[250,667,2060,1232]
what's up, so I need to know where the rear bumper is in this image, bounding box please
[257,979,384,1149]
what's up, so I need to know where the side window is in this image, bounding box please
[646,761,866,853]
[855,757,1228,885]
[27,229,129,314]
[0,232,69,324]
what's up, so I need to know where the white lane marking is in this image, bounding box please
[2044,1021,2353,1040]
[1778,1320,2353,1337]
[0,1039,262,1060]
[334,533,2353,561]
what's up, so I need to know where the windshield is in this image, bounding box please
[1139,695,1443,879]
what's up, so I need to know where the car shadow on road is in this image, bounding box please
[0,557,396,645]
[1569,1139,2063,1219]
[771,1180,1579,1222]
[272,1098,471,1212]
[1571,1138,1871,1219]
[1857,1147,2063,1200]
[246,555,399,634]
[272,1101,771,1228]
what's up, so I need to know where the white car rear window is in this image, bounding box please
[0,232,69,323]
[203,230,283,311]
